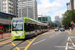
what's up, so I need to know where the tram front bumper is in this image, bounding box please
[11,35,25,39]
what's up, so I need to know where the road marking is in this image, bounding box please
[24,35,40,50]
[42,31,54,35]
[26,40,31,43]
[65,42,68,50]
[68,32,71,34]
[4,41,28,47]
[69,37,75,48]
[55,46,65,48]
[68,46,75,49]
[5,43,18,46]
[49,35,55,38]
[11,42,20,50]
[20,47,26,49]
[21,41,28,44]
[68,43,72,44]
[0,41,12,45]
[32,39,46,45]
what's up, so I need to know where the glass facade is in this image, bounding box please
[38,16,51,23]
[55,16,60,22]
[0,0,18,16]
[18,0,37,20]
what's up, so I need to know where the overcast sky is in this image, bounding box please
[36,0,70,21]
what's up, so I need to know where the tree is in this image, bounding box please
[62,10,75,27]
[52,22,57,27]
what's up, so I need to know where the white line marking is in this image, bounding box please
[55,46,65,48]
[32,39,46,45]
[65,42,68,50]
[68,46,75,49]
[68,43,72,44]
[69,37,75,48]
[49,35,55,38]
[67,37,70,41]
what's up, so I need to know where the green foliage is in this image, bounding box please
[62,10,75,27]
[52,22,57,27]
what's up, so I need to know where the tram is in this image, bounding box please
[11,17,49,39]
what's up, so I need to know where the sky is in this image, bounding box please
[36,0,70,21]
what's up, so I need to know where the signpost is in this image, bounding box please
[71,21,74,31]
[47,22,49,25]
[71,21,74,25]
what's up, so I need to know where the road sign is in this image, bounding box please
[71,21,74,24]
[47,22,49,25]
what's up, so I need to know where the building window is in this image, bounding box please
[3,5,6,7]
[8,1,13,4]
[3,9,6,11]
[3,1,6,3]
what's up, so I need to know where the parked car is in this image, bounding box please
[55,28,59,31]
[60,28,65,31]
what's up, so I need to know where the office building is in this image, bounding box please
[67,0,75,10]
[38,16,51,27]
[55,16,60,22]
[55,16,61,26]
[18,0,38,20]
[0,12,16,33]
[66,3,71,10]
[70,0,74,10]
[38,16,51,23]
[0,0,18,16]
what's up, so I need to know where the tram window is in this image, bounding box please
[25,23,35,32]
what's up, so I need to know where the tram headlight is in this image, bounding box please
[11,33,16,36]
[20,33,24,35]
[11,33,14,36]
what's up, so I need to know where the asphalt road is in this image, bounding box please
[0,30,75,50]
[28,31,69,50]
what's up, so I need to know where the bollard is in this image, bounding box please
[70,28,71,31]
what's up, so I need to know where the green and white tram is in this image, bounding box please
[11,17,49,39]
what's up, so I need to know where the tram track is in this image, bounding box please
[0,30,54,50]
[0,37,11,42]
[0,39,28,50]
[0,39,15,48]
[0,37,35,50]
[10,40,26,50]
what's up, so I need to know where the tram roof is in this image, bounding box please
[24,17,47,25]
[13,17,47,26]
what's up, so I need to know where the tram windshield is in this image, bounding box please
[12,18,24,31]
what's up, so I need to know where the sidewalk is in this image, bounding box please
[0,33,11,39]
[69,29,75,34]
